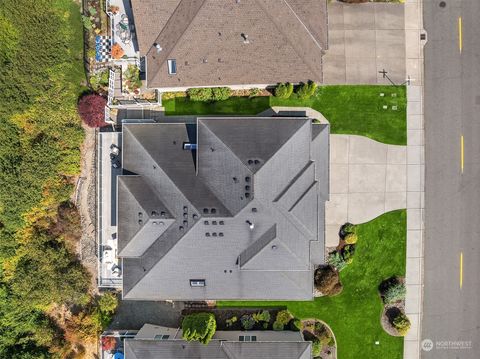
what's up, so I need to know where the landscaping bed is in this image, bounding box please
[182,307,286,331]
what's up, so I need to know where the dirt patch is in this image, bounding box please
[74,124,98,289]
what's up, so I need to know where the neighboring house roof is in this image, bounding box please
[130,0,328,88]
[118,118,329,300]
[124,339,311,359]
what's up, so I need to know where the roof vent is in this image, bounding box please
[211,208,217,214]
[151,211,159,217]
[252,207,257,213]
[248,159,253,165]
[183,206,188,212]
[192,214,198,219]
[245,176,250,182]
[233,177,238,183]
[245,193,250,198]
[154,43,163,52]
[203,58,208,63]
[219,232,224,237]
[203,208,209,214]
[254,159,260,164]
[138,212,143,218]
[245,185,250,191]
[271,245,278,250]
[161,211,166,218]
[183,220,188,226]
[204,221,209,225]
[212,232,217,237]
[241,33,250,44]
[183,213,188,219]
[138,219,143,225]
[212,221,217,225]
[219,221,224,225]
[246,220,254,230]
[179,226,184,231]
[206,232,210,237]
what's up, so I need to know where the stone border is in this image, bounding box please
[403,0,426,358]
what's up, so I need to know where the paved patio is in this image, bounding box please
[323,2,406,85]
[325,135,407,247]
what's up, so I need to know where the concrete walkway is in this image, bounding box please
[325,135,406,247]
[403,0,426,358]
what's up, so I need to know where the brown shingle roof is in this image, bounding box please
[131,0,328,89]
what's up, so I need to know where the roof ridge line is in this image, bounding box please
[253,0,323,78]
[148,0,207,86]
[283,0,324,51]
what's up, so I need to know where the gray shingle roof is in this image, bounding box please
[124,339,311,359]
[118,118,329,300]
[130,0,328,88]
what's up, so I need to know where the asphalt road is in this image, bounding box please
[423,0,480,357]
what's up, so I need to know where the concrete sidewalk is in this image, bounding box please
[403,0,426,358]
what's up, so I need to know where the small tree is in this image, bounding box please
[212,87,232,101]
[182,313,216,345]
[111,43,124,59]
[314,265,343,296]
[295,81,317,99]
[392,312,411,336]
[274,83,293,99]
[101,336,117,351]
[240,314,255,330]
[77,94,107,128]
[383,282,406,304]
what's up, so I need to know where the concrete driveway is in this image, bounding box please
[323,2,406,84]
[325,135,406,247]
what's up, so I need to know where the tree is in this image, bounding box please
[314,265,343,296]
[274,83,293,99]
[240,314,255,330]
[77,94,108,128]
[182,313,216,345]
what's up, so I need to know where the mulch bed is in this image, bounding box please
[181,307,286,331]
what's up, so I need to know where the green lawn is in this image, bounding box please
[163,85,407,145]
[219,210,407,359]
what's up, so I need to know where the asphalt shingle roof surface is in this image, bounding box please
[131,0,328,88]
[118,118,329,300]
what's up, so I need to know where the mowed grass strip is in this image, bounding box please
[163,85,407,145]
[219,210,407,359]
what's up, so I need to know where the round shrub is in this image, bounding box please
[240,314,255,330]
[311,338,321,357]
[295,81,317,100]
[344,232,358,244]
[383,282,406,304]
[252,310,270,323]
[341,244,355,264]
[314,265,342,296]
[340,222,356,238]
[275,310,293,326]
[77,93,108,128]
[327,251,346,271]
[274,82,293,99]
[212,87,232,101]
[272,321,284,331]
[392,312,411,336]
